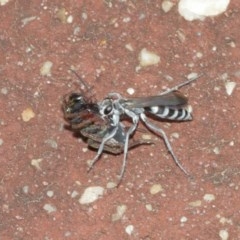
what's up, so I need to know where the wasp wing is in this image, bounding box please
[121,91,188,109]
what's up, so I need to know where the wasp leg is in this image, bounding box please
[87,126,119,172]
[117,110,140,186]
[140,113,189,176]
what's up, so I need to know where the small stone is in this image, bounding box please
[1,87,8,95]
[145,204,153,211]
[46,191,54,198]
[150,184,163,195]
[0,0,10,6]
[126,88,135,95]
[106,182,117,189]
[203,193,215,202]
[138,48,160,67]
[213,147,220,155]
[125,225,134,235]
[125,43,134,52]
[56,8,67,23]
[219,229,229,240]
[0,138,3,146]
[225,81,236,96]
[71,190,79,198]
[43,203,57,213]
[67,15,73,24]
[180,216,188,223]
[79,186,104,204]
[178,0,230,21]
[112,204,127,221]
[162,0,174,13]
[22,186,29,194]
[188,200,202,207]
[45,139,58,149]
[40,61,53,76]
[21,108,35,122]
[31,158,43,170]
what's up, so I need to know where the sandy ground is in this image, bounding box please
[0,0,240,239]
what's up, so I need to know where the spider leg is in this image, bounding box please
[117,110,140,185]
[140,113,189,176]
[88,125,119,172]
[160,74,203,95]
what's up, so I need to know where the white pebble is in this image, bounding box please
[0,0,9,6]
[203,193,215,202]
[150,184,163,195]
[219,229,229,240]
[145,204,153,211]
[225,81,236,96]
[0,138,3,146]
[1,87,8,95]
[67,15,73,23]
[188,200,202,207]
[213,147,220,155]
[162,0,174,13]
[187,72,198,80]
[79,186,104,204]
[46,190,54,198]
[40,61,53,76]
[127,88,135,95]
[180,216,188,223]
[31,158,43,171]
[125,225,134,235]
[125,43,134,52]
[178,0,230,21]
[138,48,160,67]
[43,203,57,213]
[22,186,29,194]
[112,205,127,221]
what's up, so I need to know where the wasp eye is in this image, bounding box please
[104,105,113,115]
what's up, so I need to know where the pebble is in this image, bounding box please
[203,193,215,202]
[112,205,127,222]
[45,139,58,149]
[21,108,35,122]
[188,200,202,207]
[31,158,43,170]
[145,204,153,211]
[178,0,230,21]
[162,0,174,13]
[1,87,8,95]
[0,0,10,6]
[46,190,54,198]
[40,61,53,76]
[150,184,163,195]
[225,81,236,96]
[125,225,134,235]
[180,216,188,223]
[219,229,229,240]
[79,186,104,204]
[126,88,135,95]
[43,203,57,213]
[138,48,160,67]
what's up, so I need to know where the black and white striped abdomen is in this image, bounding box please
[145,105,192,121]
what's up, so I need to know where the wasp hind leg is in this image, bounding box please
[140,113,190,176]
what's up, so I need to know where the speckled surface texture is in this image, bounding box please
[0,0,240,239]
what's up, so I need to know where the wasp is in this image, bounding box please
[63,72,151,165]
[63,73,202,185]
